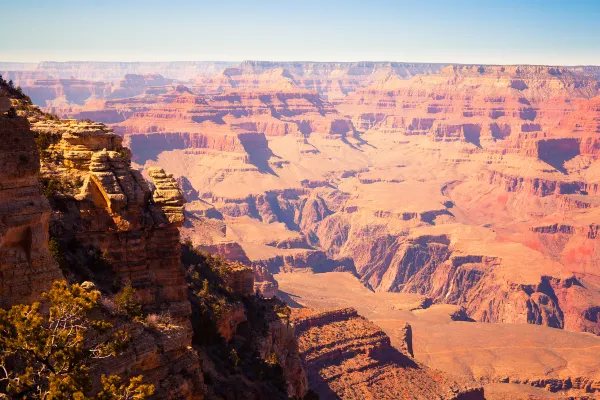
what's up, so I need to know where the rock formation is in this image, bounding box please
[0,91,62,307]
[107,74,174,100]
[253,265,279,297]
[291,307,484,399]
[31,119,190,319]
[0,83,207,398]
[21,77,112,108]
[278,271,600,399]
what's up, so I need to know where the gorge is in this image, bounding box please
[2,58,600,399]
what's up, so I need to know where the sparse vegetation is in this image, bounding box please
[181,242,295,397]
[34,130,61,159]
[0,74,31,102]
[144,313,175,332]
[114,285,143,319]
[40,175,84,198]
[0,281,154,399]
[48,236,66,271]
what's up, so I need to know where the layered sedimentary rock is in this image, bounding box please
[107,74,175,100]
[340,65,598,143]
[253,265,279,297]
[108,86,355,142]
[26,116,205,398]
[201,61,447,100]
[33,119,191,318]
[22,77,113,108]
[291,307,483,399]
[0,95,62,307]
[29,63,600,340]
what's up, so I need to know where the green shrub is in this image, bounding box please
[48,237,66,271]
[0,281,154,399]
[114,285,142,319]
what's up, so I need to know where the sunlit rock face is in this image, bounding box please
[0,106,62,307]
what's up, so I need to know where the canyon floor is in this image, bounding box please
[276,271,600,398]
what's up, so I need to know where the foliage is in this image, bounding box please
[7,107,17,118]
[181,242,293,397]
[266,352,279,366]
[0,74,31,102]
[40,175,85,198]
[273,299,291,321]
[200,279,210,297]
[114,286,142,319]
[143,313,175,332]
[34,130,61,159]
[0,281,153,399]
[181,241,237,292]
[48,236,66,271]
[182,243,241,330]
[95,375,154,400]
[43,178,58,198]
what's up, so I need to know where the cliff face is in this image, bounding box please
[291,308,484,399]
[0,94,62,307]
[0,84,207,398]
[30,119,205,398]
[32,119,190,320]
[182,245,308,399]
[1,91,314,398]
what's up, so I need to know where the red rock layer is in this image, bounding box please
[340,65,599,155]
[291,308,484,399]
[0,107,62,306]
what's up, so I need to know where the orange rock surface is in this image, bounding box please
[291,307,483,399]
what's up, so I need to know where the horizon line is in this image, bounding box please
[2,60,600,68]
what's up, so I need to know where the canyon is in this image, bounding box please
[2,59,600,398]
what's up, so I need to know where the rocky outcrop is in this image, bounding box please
[253,265,279,298]
[255,317,309,398]
[498,375,600,394]
[92,317,204,400]
[0,105,63,307]
[216,302,247,342]
[291,308,484,399]
[253,249,355,274]
[486,170,594,196]
[34,119,190,318]
[221,263,255,296]
[25,116,204,398]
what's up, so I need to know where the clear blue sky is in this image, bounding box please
[2,0,600,65]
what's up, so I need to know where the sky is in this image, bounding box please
[1,0,600,65]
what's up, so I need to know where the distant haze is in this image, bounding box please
[2,0,600,65]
